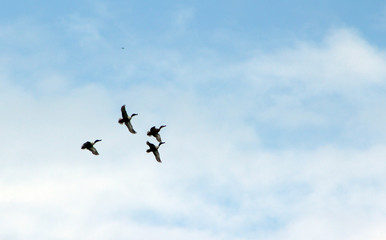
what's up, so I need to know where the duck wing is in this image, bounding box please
[81,142,91,149]
[121,105,129,118]
[89,146,99,155]
[125,120,137,134]
[155,133,162,142]
[153,150,162,163]
[146,141,157,151]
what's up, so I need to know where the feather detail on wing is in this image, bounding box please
[153,151,162,163]
[125,121,137,134]
[89,147,99,155]
[121,105,128,118]
[155,134,162,142]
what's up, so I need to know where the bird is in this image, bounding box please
[118,105,138,134]
[146,141,165,163]
[147,125,166,142]
[81,139,101,155]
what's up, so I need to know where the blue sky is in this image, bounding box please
[1,1,386,239]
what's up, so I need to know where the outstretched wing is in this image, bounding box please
[121,105,128,118]
[155,133,162,143]
[146,141,155,149]
[125,120,137,134]
[153,150,162,163]
[89,146,99,155]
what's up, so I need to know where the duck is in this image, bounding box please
[81,139,101,155]
[147,125,166,142]
[118,105,138,134]
[146,141,165,163]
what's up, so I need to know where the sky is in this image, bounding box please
[1,0,386,239]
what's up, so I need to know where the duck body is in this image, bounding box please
[147,125,166,142]
[81,139,101,155]
[146,141,165,163]
[118,105,137,134]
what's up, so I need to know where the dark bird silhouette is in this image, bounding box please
[81,139,101,155]
[147,125,166,142]
[146,141,165,163]
[118,105,138,134]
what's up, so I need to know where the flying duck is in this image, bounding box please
[147,125,166,142]
[146,141,165,163]
[81,139,101,155]
[118,105,138,134]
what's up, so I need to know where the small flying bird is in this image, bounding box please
[118,105,138,134]
[146,141,165,163]
[147,125,166,142]
[81,139,102,155]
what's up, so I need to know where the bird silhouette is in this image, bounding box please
[146,141,165,163]
[118,105,138,134]
[81,139,101,155]
[147,125,166,142]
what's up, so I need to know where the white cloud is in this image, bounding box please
[1,21,386,240]
[173,7,195,31]
[245,28,386,90]
[61,14,106,50]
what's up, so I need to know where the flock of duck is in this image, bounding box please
[81,105,166,163]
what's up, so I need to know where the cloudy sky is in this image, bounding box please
[1,1,386,239]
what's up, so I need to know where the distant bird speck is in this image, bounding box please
[146,141,165,163]
[147,125,166,142]
[118,105,138,134]
[81,139,101,155]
